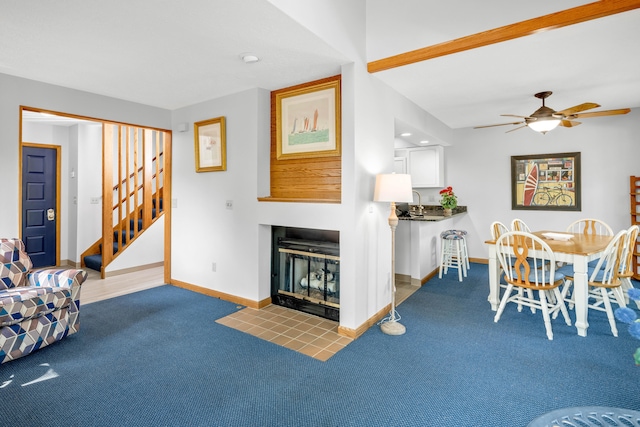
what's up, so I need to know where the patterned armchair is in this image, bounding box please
[0,238,87,363]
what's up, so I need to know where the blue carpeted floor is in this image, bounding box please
[2,264,639,426]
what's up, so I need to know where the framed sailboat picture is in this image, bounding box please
[194,116,226,172]
[275,78,341,160]
[511,152,581,211]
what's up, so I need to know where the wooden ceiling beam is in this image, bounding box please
[368,0,640,73]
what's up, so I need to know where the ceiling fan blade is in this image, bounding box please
[569,108,631,119]
[501,114,531,119]
[555,102,600,116]
[505,125,528,133]
[559,120,581,128]
[474,121,525,129]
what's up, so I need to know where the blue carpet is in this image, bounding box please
[1,264,639,426]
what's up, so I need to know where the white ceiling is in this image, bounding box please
[5,1,640,134]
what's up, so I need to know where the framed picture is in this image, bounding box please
[275,79,341,160]
[194,116,226,172]
[511,152,581,211]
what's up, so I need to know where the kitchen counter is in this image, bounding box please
[395,205,469,286]
[398,206,467,222]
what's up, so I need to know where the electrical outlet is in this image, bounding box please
[90,197,100,204]
[212,262,216,272]
[172,198,178,208]
[225,200,233,210]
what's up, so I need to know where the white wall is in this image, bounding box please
[447,109,640,261]
[106,217,165,272]
[76,124,103,260]
[170,89,264,301]
[67,125,80,261]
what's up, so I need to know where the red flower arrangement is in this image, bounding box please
[439,186,457,209]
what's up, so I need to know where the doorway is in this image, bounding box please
[21,144,60,267]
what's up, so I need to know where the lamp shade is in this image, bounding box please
[374,173,413,203]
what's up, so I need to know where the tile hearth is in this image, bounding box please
[216,305,352,362]
[216,277,418,362]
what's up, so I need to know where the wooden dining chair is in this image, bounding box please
[494,220,542,306]
[490,221,510,296]
[563,219,614,269]
[558,229,627,336]
[565,218,613,236]
[494,231,571,340]
[490,221,509,240]
[510,218,531,232]
[617,225,639,308]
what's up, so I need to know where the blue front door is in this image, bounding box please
[22,146,57,267]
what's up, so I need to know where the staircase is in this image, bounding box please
[81,124,171,277]
[83,197,164,272]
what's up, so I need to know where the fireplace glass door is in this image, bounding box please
[274,239,339,321]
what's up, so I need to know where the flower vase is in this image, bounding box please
[443,208,452,217]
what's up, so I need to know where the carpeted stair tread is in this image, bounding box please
[83,254,102,271]
[84,198,162,272]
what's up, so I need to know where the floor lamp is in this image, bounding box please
[374,173,413,335]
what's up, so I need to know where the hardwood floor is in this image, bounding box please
[395,275,420,305]
[81,266,165,305]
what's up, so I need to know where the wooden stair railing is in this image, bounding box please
[81,124,170,278]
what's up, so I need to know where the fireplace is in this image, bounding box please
[271,227,339,321]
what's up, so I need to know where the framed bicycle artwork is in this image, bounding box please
[511,152,581,211]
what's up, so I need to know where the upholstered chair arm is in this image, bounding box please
[27,268,88,288]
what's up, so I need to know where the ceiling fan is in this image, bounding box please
[474,91,631,134]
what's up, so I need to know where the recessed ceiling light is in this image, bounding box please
[420,140,429,144]
[400,132,411,137]
[240,53,260,64]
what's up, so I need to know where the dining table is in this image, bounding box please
[485,230,613,337]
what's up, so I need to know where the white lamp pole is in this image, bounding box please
[374,173,414,335]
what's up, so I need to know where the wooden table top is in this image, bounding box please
[532,230,612,256]
[485,230,612,256]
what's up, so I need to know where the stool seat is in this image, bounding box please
[439,229,470,282]
[441,233,464,240]
[441,230,467,238]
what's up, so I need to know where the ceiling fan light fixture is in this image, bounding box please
[527,118,560,134]
[475,91,630,134]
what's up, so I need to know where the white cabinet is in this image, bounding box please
[396,146,443,188]
[393,157,406,174]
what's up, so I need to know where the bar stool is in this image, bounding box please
[457,229,470,271]
[439,230,469,282]
[446,229,470,271]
